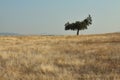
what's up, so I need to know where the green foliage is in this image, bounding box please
[65,15,92,35]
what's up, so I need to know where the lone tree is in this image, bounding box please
[65,15,92,35]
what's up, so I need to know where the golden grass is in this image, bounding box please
[0,33,120,80]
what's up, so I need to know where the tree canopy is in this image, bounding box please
[65,15,92,35]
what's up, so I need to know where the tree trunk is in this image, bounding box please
[77,29,79,35]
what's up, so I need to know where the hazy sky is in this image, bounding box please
[0,0,120,35]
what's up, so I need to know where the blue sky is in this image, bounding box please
[0,0,120,35]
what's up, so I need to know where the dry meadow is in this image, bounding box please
[0,33,120,80]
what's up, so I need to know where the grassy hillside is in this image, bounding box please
[0,33,120,80]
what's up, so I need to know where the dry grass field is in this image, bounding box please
[0,33,120,80]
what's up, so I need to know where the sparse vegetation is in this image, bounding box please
[0,33,120,80]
